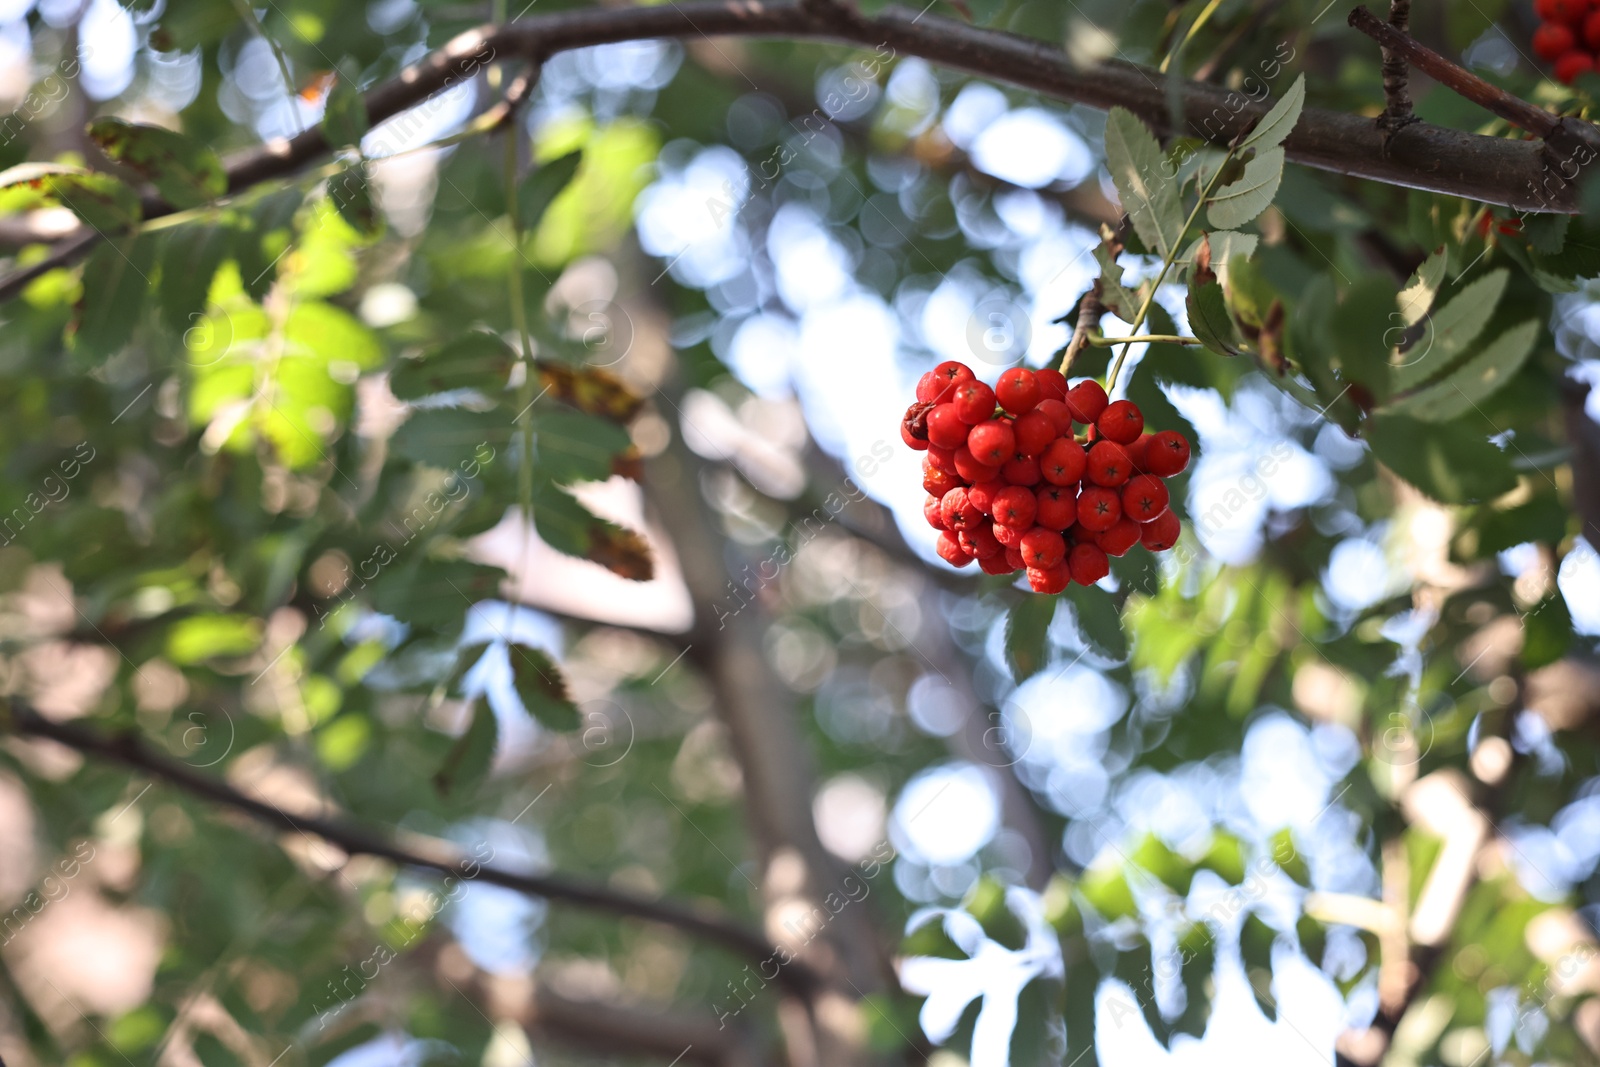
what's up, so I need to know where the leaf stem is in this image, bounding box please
[505,121,537,519]
[1088,334,1201,347]
[1106,151,1235,394]
[1159,0,1226,74]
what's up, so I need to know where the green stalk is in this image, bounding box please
[1159,0,1226,74]
[506,129,537,519]
[1088,334,1201,347]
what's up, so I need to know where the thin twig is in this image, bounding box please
[1376,0,1415,134]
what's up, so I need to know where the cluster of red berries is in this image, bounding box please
[1533,0,1600,82]
[903,361,1189,594]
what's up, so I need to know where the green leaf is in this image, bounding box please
[1207,147,1284,230]
[1093,242,1139,321]
[1186,278,1242,357]
[283,301,383,369]
[1383,320,1540,422]
[0,162,141,232]
[328,164,381,238]
[434,700,497,798]
[87,118,226,209]
[516,150,583,231]
[1333,275,1402,402]
[1271,828,1311,886]
[1396,246,1447,328]
[537,409,632,484]
[235,188,304,301]
[509,645,579,732]
[1184,230,1258,279]
[1393,269,1508,392]
[1005,594,1056,681]
[1104,108,1185,258]
[158,223,231,335]
[166,613,264,664]
[369,560,505,628]
[391,409,515,470]
[72,236,158,365]
[531,481,653,580]
[1521,594,1572,670]
[321,74,369,149]
[1366,415,1517,504]
[1241,74,1305,151]
[390,333,517,400]
[1239,914,1279,1020]
[1064,583,1127,660]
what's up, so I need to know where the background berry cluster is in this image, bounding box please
[902,362,1189,594]
[1533,0,1600,82]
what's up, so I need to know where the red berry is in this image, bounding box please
[1096,517,1141,556]
[1145,430,1191,477]
[1013,410,1057,457]
[927,445,957,474]
[1019,527,1066,569]
[1538,20,1579,56]
[992,485,1038,529]
[967,419,1016,466]
[979,552,1016,575]
[993,521,1025,547]
[1027,563,1071,594]
[1125,433,1151,472]
[936,530,975,567]
[902,422,929,451]
[924,495,946,530]
[1537,0,1562,17]
[1068,543,1110,586]
[941,486,982,531]
[968,478,1005,514]
[1549,0,1589,25]
[1036,368,1068,402]
[918,361,975,403]
[1086,440,1133,487]
[1140,509,1181,552]
[1121,475,1170,522]
[1004,545,1026,570]
[1040,437,1088,486]
[960,524,1004,559]
[927,404,970,449]
[1066,380,1108,424]
[1034,485,1076,530]
[1097,400,1144,444]
[995,367,1042,415]
[953,446,1000,484]
[1076,485,1122,532]
[1556,49,1594,82]
[1001,453,1042,487]
[1585,10,1600,47]
[923,459,961,498]
[1035,398,1074,436]
[951,379,998,425]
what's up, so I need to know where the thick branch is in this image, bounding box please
[2,700,819,997]
[2,0,1593,302]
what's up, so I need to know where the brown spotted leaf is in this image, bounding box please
[535,360,643,423]
[0,162,141,232]
[87,119,225,209]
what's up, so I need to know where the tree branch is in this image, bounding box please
[2,0,1594,303]
[0,699,820,998]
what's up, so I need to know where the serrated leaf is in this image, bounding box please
[517,150,583,231]
[1240,74,1305,151]
[235,188,304,301]
[1393,269,1508,392]
[1064,583,1127,659]
[1522,213,1567,255]
[1207,148,1283,230]
[321,74,369,149]
[1522,594,1572,670]
[391,409,515,469]
[509,645,579,731]
[1183,230,1257,281]
[71,236,157,365]
[535,360,644,423]
[1396,246,1447,328]
[1367,415,1517,504]
[328,164,381,238]
[1093,242,1139,321]
[532,481,653,580]
[369,560,505,627]
[1187,278,1242,357]
[1104,108,1185,258]
[1333,276,1402,402]
[1005,594,1056,681]
[538,409,632,484]
[434,700,497,797]
[1383,320,1539,422]
[390,333,516,400]
[88,118,226,209]
[0,162,141,232]
[158,223,231,334]
[1239,914,1278,1020]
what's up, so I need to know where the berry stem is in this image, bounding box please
[1088,334,1202,347]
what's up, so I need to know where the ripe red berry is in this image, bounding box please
[1086,440,1133,487]
[1125,434,1151,472]
[1548,0,1589,25]
[979,552,1016,575]
[1020,527,1066,569]
[924,495,946,530]
[1001,453,1042,487]
[1004,545,1026,570]
[1066,380,1108,424]
[1076,485,1122,532]
[1121,474,1169,522]
[1095,517,1141,556]
[951,379,998,425]
[994,367,1042,415]
[1034,485,1076,530]
[927,445,957,474]
[1012,410,1057,457]
[902,421,929,451]
[1027,563,1071,594]
[1040,437,1088,485]
[1144,430,1191,477]
[941,486,982,531]
[1097,399,1144,444]
[923,459,961,498]
[918,361,975,403]
[1538,20,1579,57]
[1585,9,1600,47]
[992,485,1038,529]
[967,419,1016,466]
[960,524,1004,559]
[1557,49,1595,82]
[927,404,970,449]
[1140,509,1181,552]
[993,521,1025,547]
[1035,368,1068,403]
[1034,398,1073,436]
[1068,543,1110,585]
[1537,0,1563,17]
[968,478,1005,514]
[953,446,1000,484]
[936,530,975,567]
